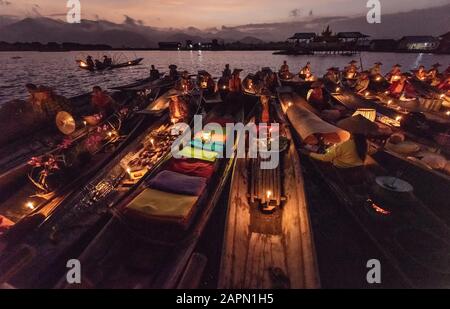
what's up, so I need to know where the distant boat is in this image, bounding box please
[76,58,144,71]
[11,56,22,60]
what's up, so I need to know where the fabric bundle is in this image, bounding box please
[178,146,218,162]
[147,170,207,196]
[166,158,215,179]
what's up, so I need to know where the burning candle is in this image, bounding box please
[266,190,272,200]
[150,138,155,147]
[336,87,341,92]
[26,201,35,210]
[446,111,450,116]
[441,94,446,99]
[376,76,382,81]
[365,91,370,97]
[387,100,393,105]
[396,116,403,122]
[202,131,212,144]
[385,91,389,95]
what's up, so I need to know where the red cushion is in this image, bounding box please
[166,159,215,179]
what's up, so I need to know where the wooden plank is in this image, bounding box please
[244,233,288,289]
[177,253,208,289]
[218,158,251,289]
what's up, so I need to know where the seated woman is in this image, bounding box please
[344,60,359,79]
[307,81,329,111]
[387,74,417,99]
[354,71,370,95]
[385,64,402,83]
[255,89,276,125]
[304,115,377,169]
[168,89,190,123]
[414,65,427,81]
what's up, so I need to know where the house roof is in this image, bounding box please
[337,32,370,39]
[399,36,439,43]
[288,32,316,40]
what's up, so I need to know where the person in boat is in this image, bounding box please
[427,63,441,86]
[369,62,383,77]
[307,81,329,111]
[299,62,313,80]
[228,69,243,94]
[280,61,289,74]
[304,115,377,169]
[344,60,359,79]
[90,86,117,119]
[149,65,161,81]
[414,65,427,81]
[86,55,95,68]
[261,67,277,91]
[167,89,190,123]
[168,64,179,81]
[223,64,232,79]
[103,55,112,67]
[387,73,417,99]
[31,86,72,119]
[323,67,341,86]
[385,64,402,83]
[198,70,216,95]
[255,89,276,125]
[177,71,193,93]
[354,71,371,95]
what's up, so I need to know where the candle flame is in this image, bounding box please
[26,201,35,210]
[266,190,272,199]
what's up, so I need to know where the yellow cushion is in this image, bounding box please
[126,188,198,219]
[178,146,218,162]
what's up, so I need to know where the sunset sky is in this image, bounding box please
[1,0,449,28]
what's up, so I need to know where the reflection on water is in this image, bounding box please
[0,50,449,105]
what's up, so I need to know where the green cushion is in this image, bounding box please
[178,146,218,162]
[126,188,199,219]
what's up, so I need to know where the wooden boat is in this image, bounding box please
[0,89,165,238]
[0,89,211,288]
[279,88,450,226]
[219,97,320,289]
[76,58,144,71]
[50,98,255,289]
[109,74,173,92]
[282,93,450,288]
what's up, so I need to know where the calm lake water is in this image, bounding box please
[1,50,449,105]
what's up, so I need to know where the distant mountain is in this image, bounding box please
[0,4,448,48]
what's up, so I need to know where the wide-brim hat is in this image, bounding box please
[402,72,413,78]
[374,62,383,65]
[393,64,402,68]
[232,69,243,75]
[349,60,358,64]
[432,63,442,68]
[337,115,378,135]
[169,64,178,70]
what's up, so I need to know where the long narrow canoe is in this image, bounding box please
[0,90,205,288]
[219,101,320,289]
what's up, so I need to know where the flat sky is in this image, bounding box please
[2,0,449,28]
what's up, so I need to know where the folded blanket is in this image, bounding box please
[166,158,215,179]
[178,146,218,162]
[190,140,225,154]
[147,170,207,196]
[126,188,198,219]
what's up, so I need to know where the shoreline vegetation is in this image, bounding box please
[0,41,449,54]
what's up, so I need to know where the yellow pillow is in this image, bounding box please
[178,146,218,162]
[126,188,198,219]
